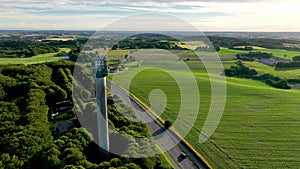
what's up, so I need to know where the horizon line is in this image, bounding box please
[1,30,300,33]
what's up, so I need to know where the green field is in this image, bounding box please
[243,61,300,79]
[0,48,70,64]
[181,47,300,59]
[220,59,300,81]
[111,60,300,168]
[106,49,130,61]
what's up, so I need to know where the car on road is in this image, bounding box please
[180,152,187,158]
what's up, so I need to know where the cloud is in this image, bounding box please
[0,0,268,9]
[0,0,299,31]
[0,0,230,17]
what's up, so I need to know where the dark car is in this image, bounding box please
[180,152,187,158]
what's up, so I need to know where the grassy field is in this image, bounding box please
[221,60,300,80]
[181,47,300,59]
[243,61,300,79]
[252,48,300,59]
[111,60,300,168]
[0,48,70,64]
[105,47,300,63]
[106,49,130,61]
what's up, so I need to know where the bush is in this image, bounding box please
[293,56,300,61]
[276,61,300,68]
[266,79,291,89]
[237,52,273,61]
[164,120,172,129]
[224,62,257,78]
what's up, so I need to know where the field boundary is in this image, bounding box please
[111,81,212,169]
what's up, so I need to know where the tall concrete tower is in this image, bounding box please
[94,57,109,156]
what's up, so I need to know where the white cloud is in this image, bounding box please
[0,0,299,31]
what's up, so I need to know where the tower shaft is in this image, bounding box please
[96,77,109,156]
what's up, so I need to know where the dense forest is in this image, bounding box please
[207,36,300,50]
[110,34,188,50]
[0,61,172,169]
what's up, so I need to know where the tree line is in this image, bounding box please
[236,52,273,61]
[276,62,300,69]
[207,36,300,50]
[225,61,291,89]
[0,40,59,58]
[110,34,187,51]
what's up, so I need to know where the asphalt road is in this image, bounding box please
[108,81,208,169]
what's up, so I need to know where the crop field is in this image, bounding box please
[44,38,75,41]
[106,47,300,63]
[283,43,300,49]
[111,60,300,168]
[106,49,130,61]
[0,48,70,64]
[181,47,300,59]
[177,41,208,50]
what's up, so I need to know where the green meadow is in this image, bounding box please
[0,48,70,65]
[219,59,300,80]
[243,61,300,79]
[111,60,300,168]
[181,47,300,59]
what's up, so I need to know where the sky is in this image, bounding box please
[0,0,299,31]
